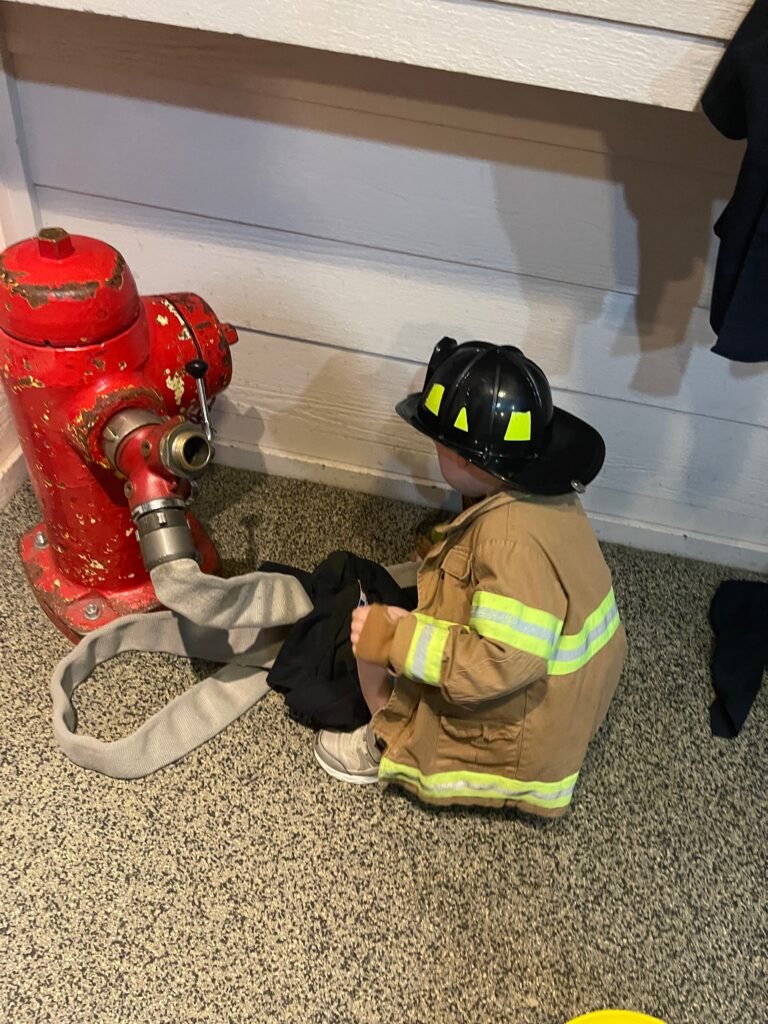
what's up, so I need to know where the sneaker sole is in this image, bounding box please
[313,745,380,785]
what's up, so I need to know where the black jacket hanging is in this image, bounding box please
[702,0,768,362]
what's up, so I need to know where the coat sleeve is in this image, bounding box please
[355,540,567,706]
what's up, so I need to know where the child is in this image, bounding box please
[314,338,627,818]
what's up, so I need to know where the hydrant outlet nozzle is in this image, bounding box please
[159,422,213,479]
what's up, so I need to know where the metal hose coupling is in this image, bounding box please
[131,498,198,570]
[101,409,215,570]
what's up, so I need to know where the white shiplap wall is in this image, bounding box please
[1,0,752,110]
[0,4,766,567]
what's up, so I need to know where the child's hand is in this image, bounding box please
[351,604,410,653]
[350,605,371,651]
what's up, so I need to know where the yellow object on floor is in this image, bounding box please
[567,1013,666,1024]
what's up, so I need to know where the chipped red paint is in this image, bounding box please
[19,518,219,642]
[113,417,190,509]
[0,229,236,639]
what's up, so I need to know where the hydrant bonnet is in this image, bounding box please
[0,228,140,346]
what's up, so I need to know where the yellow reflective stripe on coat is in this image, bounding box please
[548,589,620,675]
[408,590,619,682]
[379,757,578,809]
[403,613,456,685]
[470,591,564,660]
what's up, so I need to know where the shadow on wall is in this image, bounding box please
[604,117,728,398]
[597,97,766,540]
[213,346,445,508]
[489,99,738,401]
[18,5,752,403]
[485,90,764,538]
[17,6,766,495]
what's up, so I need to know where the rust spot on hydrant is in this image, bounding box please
[0,254,28,289]
[0,251,126,308]
[105,253,126,291]
[12,277,100,308]
[69,386,163,459]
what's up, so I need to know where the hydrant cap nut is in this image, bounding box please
[37,227,76,260]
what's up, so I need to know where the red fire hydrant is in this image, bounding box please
[0,227,237,640]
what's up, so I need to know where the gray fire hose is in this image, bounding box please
[50,560,313,779]
[50,558,418,779]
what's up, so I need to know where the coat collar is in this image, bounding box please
[433,490,518,539]
[433,489,580,540]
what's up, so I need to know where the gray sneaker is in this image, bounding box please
[314,723,381,784]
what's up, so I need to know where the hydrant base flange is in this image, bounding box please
[20,515,219,641]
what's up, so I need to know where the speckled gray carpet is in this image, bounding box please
[0,466,765,1024]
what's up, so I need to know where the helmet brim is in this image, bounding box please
[396,393,605,495]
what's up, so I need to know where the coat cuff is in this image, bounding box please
[355,605,412,668]
[390,615,418,677]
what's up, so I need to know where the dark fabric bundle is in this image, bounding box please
[263,550,417,730]
[709,579,768,737]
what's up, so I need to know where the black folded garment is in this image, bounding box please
[263,550,417,730]
[709,580,768,737]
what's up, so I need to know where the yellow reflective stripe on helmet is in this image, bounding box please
[470,591,563,660]
[379,757,578,809]
[504,410,532,442]
[424,383,445,415]
[404,613,454,685]
[454,406,469,432]
[548,589,620,676]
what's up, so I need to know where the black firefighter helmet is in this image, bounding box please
[396,338,605,495]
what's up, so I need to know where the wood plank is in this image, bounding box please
[5,4,740,174]
[20,81,732,306]
[37,189,768,431]
[211,330,768,549]
[0,0,730,110]
[213,443,768,572]
[488,1,747,40]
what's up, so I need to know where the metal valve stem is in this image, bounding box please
[185,359,214,442]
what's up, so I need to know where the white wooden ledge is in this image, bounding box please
[2,0,749,111]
